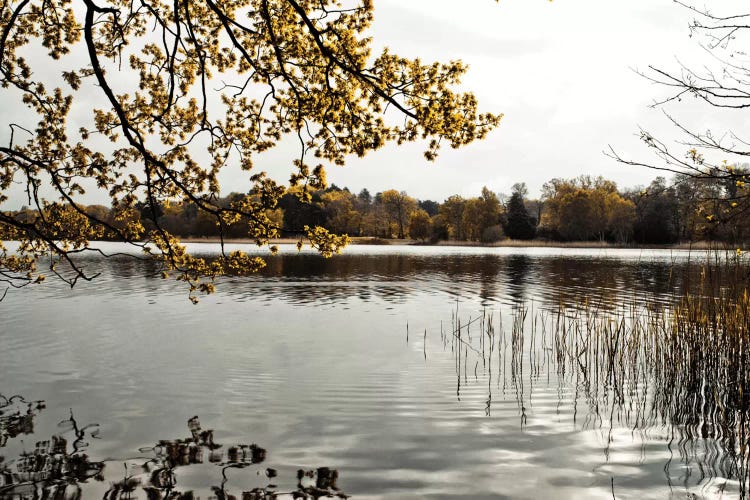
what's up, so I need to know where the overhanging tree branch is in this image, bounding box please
[0,0,501,301]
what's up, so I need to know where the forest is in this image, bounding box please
[7,170,749,246]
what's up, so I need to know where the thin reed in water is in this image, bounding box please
[430,254,750,497]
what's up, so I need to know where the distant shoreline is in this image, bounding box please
[179,237,737,251]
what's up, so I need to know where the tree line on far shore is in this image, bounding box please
[6,170,750,245]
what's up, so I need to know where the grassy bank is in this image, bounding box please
[179,236,741,250]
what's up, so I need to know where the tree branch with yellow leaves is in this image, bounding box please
[0,0,501,301]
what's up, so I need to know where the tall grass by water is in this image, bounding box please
[437,251,750,497]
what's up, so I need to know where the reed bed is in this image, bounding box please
[439,252,750,497]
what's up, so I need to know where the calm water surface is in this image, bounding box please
[0,244,742,498]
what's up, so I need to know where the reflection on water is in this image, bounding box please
[253,250,704,309]
[0,396,347,499]
[0,395,104,499]
[18,245,711,310]
[0,395,44,448]
[2,244,748,499]
[435,300,750,498]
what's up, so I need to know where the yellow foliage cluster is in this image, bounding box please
[541,176,636,242]
[0,0,500,298]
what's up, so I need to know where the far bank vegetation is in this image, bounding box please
[6,171,750,246]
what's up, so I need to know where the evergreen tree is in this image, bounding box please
[505,192,536,240]
[418,200,440,217]
[357,189,373,205]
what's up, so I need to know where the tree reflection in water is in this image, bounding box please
[0,395,104,499]
[0,395,44,448]
[0,398,347,499]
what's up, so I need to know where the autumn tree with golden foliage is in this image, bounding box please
[408,209,431,242]
[0,0,501,300]
[541,176,635,242]
[379,189,417,239]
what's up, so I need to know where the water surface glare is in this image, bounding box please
[0,244,743,498]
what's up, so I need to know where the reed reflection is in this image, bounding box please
[430,262,750,499]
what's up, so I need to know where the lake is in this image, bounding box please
[0,244,747,499]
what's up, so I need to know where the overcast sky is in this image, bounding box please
[313,0,748,200]
[2,0,747,207]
